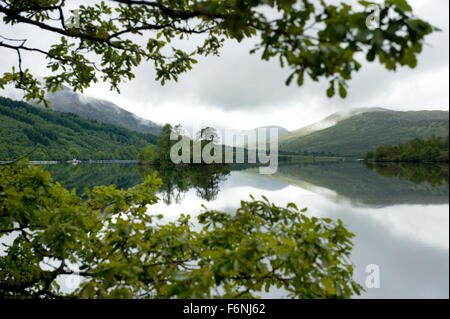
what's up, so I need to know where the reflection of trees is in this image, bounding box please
[139,164,231,204]
[191,165,229,202]
[270,161,449,207]
[46,163,144,196]
[364,162,449,186]
[139,165,188,205]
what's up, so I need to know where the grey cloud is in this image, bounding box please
[112,0,449,116]
[0,0,448,130]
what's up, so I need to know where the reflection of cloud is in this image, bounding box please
[341,203,449,299]
[148,170,449,299]
[368,205,449,250]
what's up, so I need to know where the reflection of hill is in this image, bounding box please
[45,163,143,196]
[227,171,289,192]
[43,161,449,207]
[44,163,233,203]
[258,161,449,207]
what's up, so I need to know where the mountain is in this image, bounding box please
[0,96,157,161]
[36,86,162,136]
[236,125,290,148]
[258,126,290,136]
[278,107,388,145]
[279,109,449,156]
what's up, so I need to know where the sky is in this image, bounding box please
[0,0,449,132]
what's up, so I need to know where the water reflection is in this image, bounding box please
[43,160,449,298]
[364,161,449,186]
[146,169,449,299]
[45,161,449,208]
[263,161,449,207]
[138,164,231,204]
[45,163,143,196]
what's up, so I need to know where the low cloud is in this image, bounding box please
[1,0,448,131]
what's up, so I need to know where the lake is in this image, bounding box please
[45,160,449,299]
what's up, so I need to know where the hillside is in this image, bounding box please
[0,96,157,161]
[259,126,290,136]
[278,107,388,145]
[280,110,449,156]
[237,125,290,148]
[36,86,162,136]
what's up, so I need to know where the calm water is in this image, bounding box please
[45,160,449,299]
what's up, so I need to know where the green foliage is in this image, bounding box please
[139,124,225,165]
[280,110,449,156]
[138,123,233,203]
[0,160,362,299]
[156,124,175,165]
[137,145,158,163]
[0,96,158,161]
[365,135,449,162]
[0,0,435,104]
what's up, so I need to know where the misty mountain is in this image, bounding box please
[278,107,389,145]
[257,126,290,136]
[0,96,157,161]
[279,109,449,156]
[235,125,290,148]
[37,86,162,136]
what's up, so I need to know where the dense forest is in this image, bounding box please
[364,135,449,163]
[0,97,158,161]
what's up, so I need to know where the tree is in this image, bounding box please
[364,151,374,161]
[137,145,158,163]
[96,151,107,159]
[374,144,398,162]
[364,135,449,163]
[195,127,222,163]
[0,0,437,300]
[68,147,80,159]
[196,127,219,144]
[157,124,173,164]
[0,0,436,106]
[0,160,362,298]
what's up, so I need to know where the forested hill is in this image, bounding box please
[280,110,449,156]
[36,86,162,136]
[0,96,157,161]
